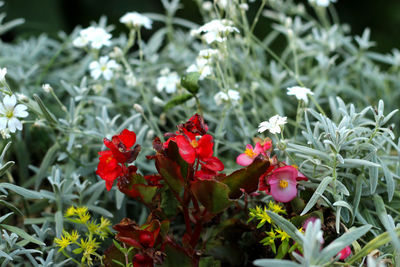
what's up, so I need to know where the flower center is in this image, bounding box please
[5,110,13,119]
[190,139,199,148]
[244,148,257,158]
[279,179,289,189]
[101,65,107,72]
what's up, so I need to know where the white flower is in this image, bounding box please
[308,0,336,7]
[214,89,240,106]
[287,86,314,104]
[0,68,7,81]
[193,19,239,44]
[202,1,213,11]
[120,12,152,29]
[156,69,180,94]
[258,115,287,134]
[73,26,112,49]
[0,95,29,133]
[89,56,120,80]
[187,49,219,80]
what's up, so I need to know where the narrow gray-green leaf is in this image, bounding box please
[0,224,45,246]
[317,224,371,264]
[266,211,303,245]
[301,176,333,215]
[0,183,42,199]
[253,259,301,267]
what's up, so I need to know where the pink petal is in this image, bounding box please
[337,246,352,260]
[269,178,297,203]
[236,153,254,166]
[253,142,263,154]
[245,144,254,150]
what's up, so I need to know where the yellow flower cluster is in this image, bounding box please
[248,201,286,228]
[53,206,112,266]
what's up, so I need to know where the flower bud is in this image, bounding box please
[139,231,153,248]
[42,83,52,93]
[133,103,144,114]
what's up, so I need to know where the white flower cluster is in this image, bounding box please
[89,56,120,81]
[120,12,152,29]
[258,115,287,134]
[187,49,220,80]
[191,19,239,44]
[73,26,112,49]
[156,68,180,94]
[214,89,240,106]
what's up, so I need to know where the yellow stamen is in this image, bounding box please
[191,139,198,148]
[279,179,288,188]
[244,148,257,158]
[5,110,13,119]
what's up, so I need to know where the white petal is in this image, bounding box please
[89,61,100,70]
[0,117,8,130]
[8,118,17,133]
[0,105,6,115]
[13,104,29,118]
[3,95,16,110]
[10,117,22,131]
[102,70,113,81]
[90,69,102,80]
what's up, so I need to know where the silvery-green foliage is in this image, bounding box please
[287,98,399,235]
[0,0,399,264]
[254,215,371,267]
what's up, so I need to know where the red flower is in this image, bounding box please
[96,129,140,190]
[177,113,208,135]
[175,133,214,164]
[96,150,123,190]
[104,129,140,163]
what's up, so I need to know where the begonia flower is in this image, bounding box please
[236,140,272,166]
[96,150,123,190]
[261,165,308,203]
[337,246,352,260]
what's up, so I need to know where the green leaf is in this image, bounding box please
[181,72,200,94]
[0,183,43,199]
[162,242,192,267]
[199,257,221,267]
[220,157,270,199]
[156,155,185,194]
[72,248,83,254]
[34,142,60,189]
[0,161,14,177]
[164,94,193,110]
[0,212,13,224]
[161,189,179,217]
[0,224,45,246]
[33,94,58,125]
[191,179,231,214]
[301,176,333,216]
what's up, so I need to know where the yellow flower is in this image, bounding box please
[75,206,89,217]
[87,220,100,234]
[258,206,272,225]
[69,230,80,243]
[275,228,290,242]
[268,201,286,215]
[298,227,304,233]
[267,229,276,239]
[54,235,71,251]
[78,212,91,224]
[65,206,76,217]
[99,217,111,230]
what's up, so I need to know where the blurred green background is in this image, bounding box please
[1,0,400,53]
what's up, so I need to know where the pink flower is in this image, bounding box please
[267,165,299,203]
[236,141,272,166]
[337,246,351,260]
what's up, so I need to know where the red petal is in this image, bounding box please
[175,135,196,164]
[197,134,214,160]
[202,156,224,171]
[195,168,217,180]
[118,129,136,148]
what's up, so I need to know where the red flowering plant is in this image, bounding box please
[97,114,277,266]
